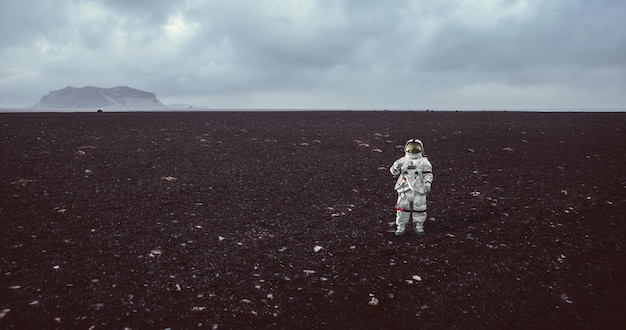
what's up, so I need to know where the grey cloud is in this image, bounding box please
[1,0,625,109]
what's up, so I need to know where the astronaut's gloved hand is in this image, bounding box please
[424,182,431,194]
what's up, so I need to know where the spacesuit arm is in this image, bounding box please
[390,158,403,176]
[422,158,434,185]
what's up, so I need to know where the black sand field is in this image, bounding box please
[1,111,625,329]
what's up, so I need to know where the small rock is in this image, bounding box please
[560,293,573,304]
[0,309,10,319]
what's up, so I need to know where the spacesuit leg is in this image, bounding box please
[395,191,412,235]
[412,193,428,235]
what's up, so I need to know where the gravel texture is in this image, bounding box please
[1,111,625,329]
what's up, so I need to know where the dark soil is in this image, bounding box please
[1,111,625,329]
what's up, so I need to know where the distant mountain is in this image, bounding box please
[166,103,195,110]
[34,86,167,109]
[166,104,213,110]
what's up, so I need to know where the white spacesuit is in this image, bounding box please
[390,139,433,237]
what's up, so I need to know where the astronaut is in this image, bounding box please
[390,139,433,237]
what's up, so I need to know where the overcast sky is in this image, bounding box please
[1,0,625,110]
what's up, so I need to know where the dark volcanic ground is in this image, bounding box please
[1,111,625,329]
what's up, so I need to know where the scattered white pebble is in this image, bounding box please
[0,309,10,319]
[191,306,207,312]
[313,245,323,252]
[218,236,225,241]
[149,248,162,257]
[560,293,573,304]
[303,270,316,275]
[470,191,481,197]
[368,297,379,306]
[412,275,422,281]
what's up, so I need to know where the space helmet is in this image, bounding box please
[405,139,423,154]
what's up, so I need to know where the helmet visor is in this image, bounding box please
[405,142,422,154]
